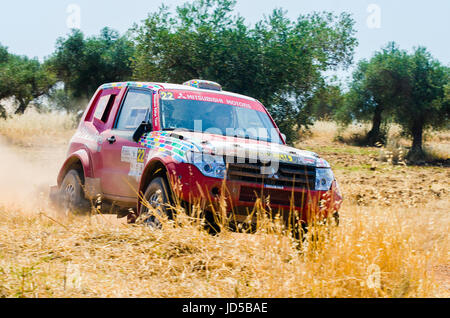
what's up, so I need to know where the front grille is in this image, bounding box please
[227,159,316,190]
[239,186,307,207]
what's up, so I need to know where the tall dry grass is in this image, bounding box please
[0,197,448,298]
[0,110,77,147]
[307,121,371,145]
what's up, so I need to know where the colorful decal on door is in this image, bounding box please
[138,131,200,163]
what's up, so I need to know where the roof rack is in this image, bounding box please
[183,79,222,91]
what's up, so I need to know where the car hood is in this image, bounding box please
[165,131,329,167]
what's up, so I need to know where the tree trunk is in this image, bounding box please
[411,124,423,153]
[0,104,6,119]
[15,101,28,115]
[407,121,425,162]
[366,105,383,146]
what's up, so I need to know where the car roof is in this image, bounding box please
[100,81,257,102]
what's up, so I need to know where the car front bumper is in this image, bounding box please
[168,163,343,224]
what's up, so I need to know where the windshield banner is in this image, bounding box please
[160,90,266,112]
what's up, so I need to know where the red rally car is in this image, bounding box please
[52,80,342,229]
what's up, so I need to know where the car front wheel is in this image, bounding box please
[59,169,90,214]
[139,177,174,228]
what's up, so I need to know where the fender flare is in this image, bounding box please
[57,149,93,187]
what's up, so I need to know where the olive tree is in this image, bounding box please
[340,43,449,159]
[393,47,449,160]
[48,28,135,100]
[0,44,56,115]
[336,43,410,145]
[132,0,357,143]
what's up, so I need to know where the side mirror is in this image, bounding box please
[133,121,153,142]
[281,133,287,143]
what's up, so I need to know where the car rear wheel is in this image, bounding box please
[59,169,90,214]
[139,177,174,228]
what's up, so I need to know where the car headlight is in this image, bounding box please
[316,158,331,168]
[316,168,334,191]
[188,152,226,179]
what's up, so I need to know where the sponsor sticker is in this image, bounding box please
[121,146,147,179]
[129,162,145,178]
[121,146,138,163]
[160,91,175,100]
[161,90,265,112]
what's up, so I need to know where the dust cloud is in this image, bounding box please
[0,138,62,210]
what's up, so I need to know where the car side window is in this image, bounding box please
[94,94,116,123]
[116,89,152,131]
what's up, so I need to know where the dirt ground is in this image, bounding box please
[298,138,449,209]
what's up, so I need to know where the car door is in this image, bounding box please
[81,87,122,181]
[99,88,154,200]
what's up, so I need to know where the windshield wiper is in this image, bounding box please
[227,133,271,143]
[163,128,196,133]
[164,128,222,137]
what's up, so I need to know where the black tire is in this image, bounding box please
[333,212,340,227]
[59,169,90,214]
[180,202,221,235]
[139,177,174,228]
[204,210,222,235]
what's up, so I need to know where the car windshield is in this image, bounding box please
[160,94,282,144]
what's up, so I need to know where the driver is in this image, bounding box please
[167,102,192,130]
[208,106,233,134]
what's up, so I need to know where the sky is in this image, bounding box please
[0,0,449,82]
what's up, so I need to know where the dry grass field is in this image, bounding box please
[0,111,448,298]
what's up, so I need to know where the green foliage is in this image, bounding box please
[336,60,373,125]
[0,44,11,103]
[337,43,411,145]
[305,80,345,120]
[0,44,8,64]
[445,84,450,104]
[9,56,56,114]
[444,84,450,128]
[0,44,8,119]
[0,44,56,115]
[132,0,357,143]
[48,27,135,99]
[47,88,86,113]
[341,42,449,159]
[392,47,449,160]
